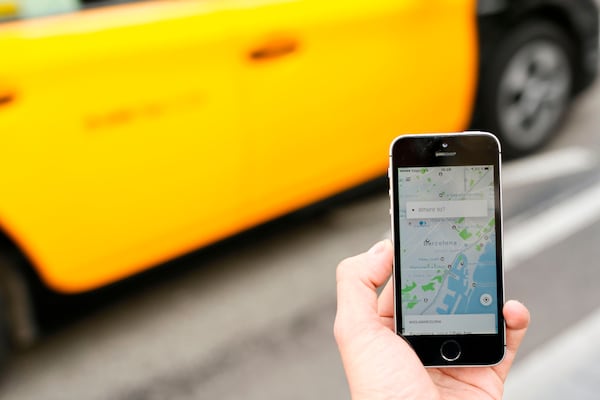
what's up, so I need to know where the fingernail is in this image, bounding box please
[368,240,386,255]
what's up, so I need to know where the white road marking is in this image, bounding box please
[502,146,597,189]
[504,306,600,400]
[503,180,600,270]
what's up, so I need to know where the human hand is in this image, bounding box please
[334,239,530,400]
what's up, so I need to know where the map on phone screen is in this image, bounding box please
[397,165,498,335]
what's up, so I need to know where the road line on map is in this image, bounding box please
[502,146,597,188]
[503,180,600,271]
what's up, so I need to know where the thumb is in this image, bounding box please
[334,240,393,336]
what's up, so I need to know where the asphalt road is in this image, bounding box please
[1,81,599,399]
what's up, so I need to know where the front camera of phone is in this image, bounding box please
[442,143,449,148]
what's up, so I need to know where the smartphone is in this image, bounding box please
[389,132,505,367]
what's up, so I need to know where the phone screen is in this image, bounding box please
[397,165,498,336]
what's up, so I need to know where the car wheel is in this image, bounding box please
[0,270,13,368]
[0,251,38,369]
[476,20,574,158]
[0,302,10,369]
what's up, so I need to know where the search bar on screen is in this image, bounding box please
[406,200,488,219]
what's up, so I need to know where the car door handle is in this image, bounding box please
[0,91,15,107]
[249,37,299,61]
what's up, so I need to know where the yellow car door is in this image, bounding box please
[0,0,477,293]
[0,2,245,292]
[237,0,478,223]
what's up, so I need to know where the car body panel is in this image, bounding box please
[238,0,478,231]
[1,0,476,293]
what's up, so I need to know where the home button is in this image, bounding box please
[440,340,461,362]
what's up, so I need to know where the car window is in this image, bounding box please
[0,0,147,22]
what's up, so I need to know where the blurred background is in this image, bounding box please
[0,0,599,399]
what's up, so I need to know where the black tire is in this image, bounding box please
[0,267,14,369]
[0,301,10,369]
[476,20,575,158]
[0,251,38,369]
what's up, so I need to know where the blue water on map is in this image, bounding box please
[436,235,498,321]
[467,238,499,330]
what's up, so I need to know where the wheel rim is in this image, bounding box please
[497,39,571,150]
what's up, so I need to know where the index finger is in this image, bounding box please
[493,300,531,381]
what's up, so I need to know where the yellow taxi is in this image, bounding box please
[0,0,597,356]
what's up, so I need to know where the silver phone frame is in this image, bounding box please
[388,131,506,368]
